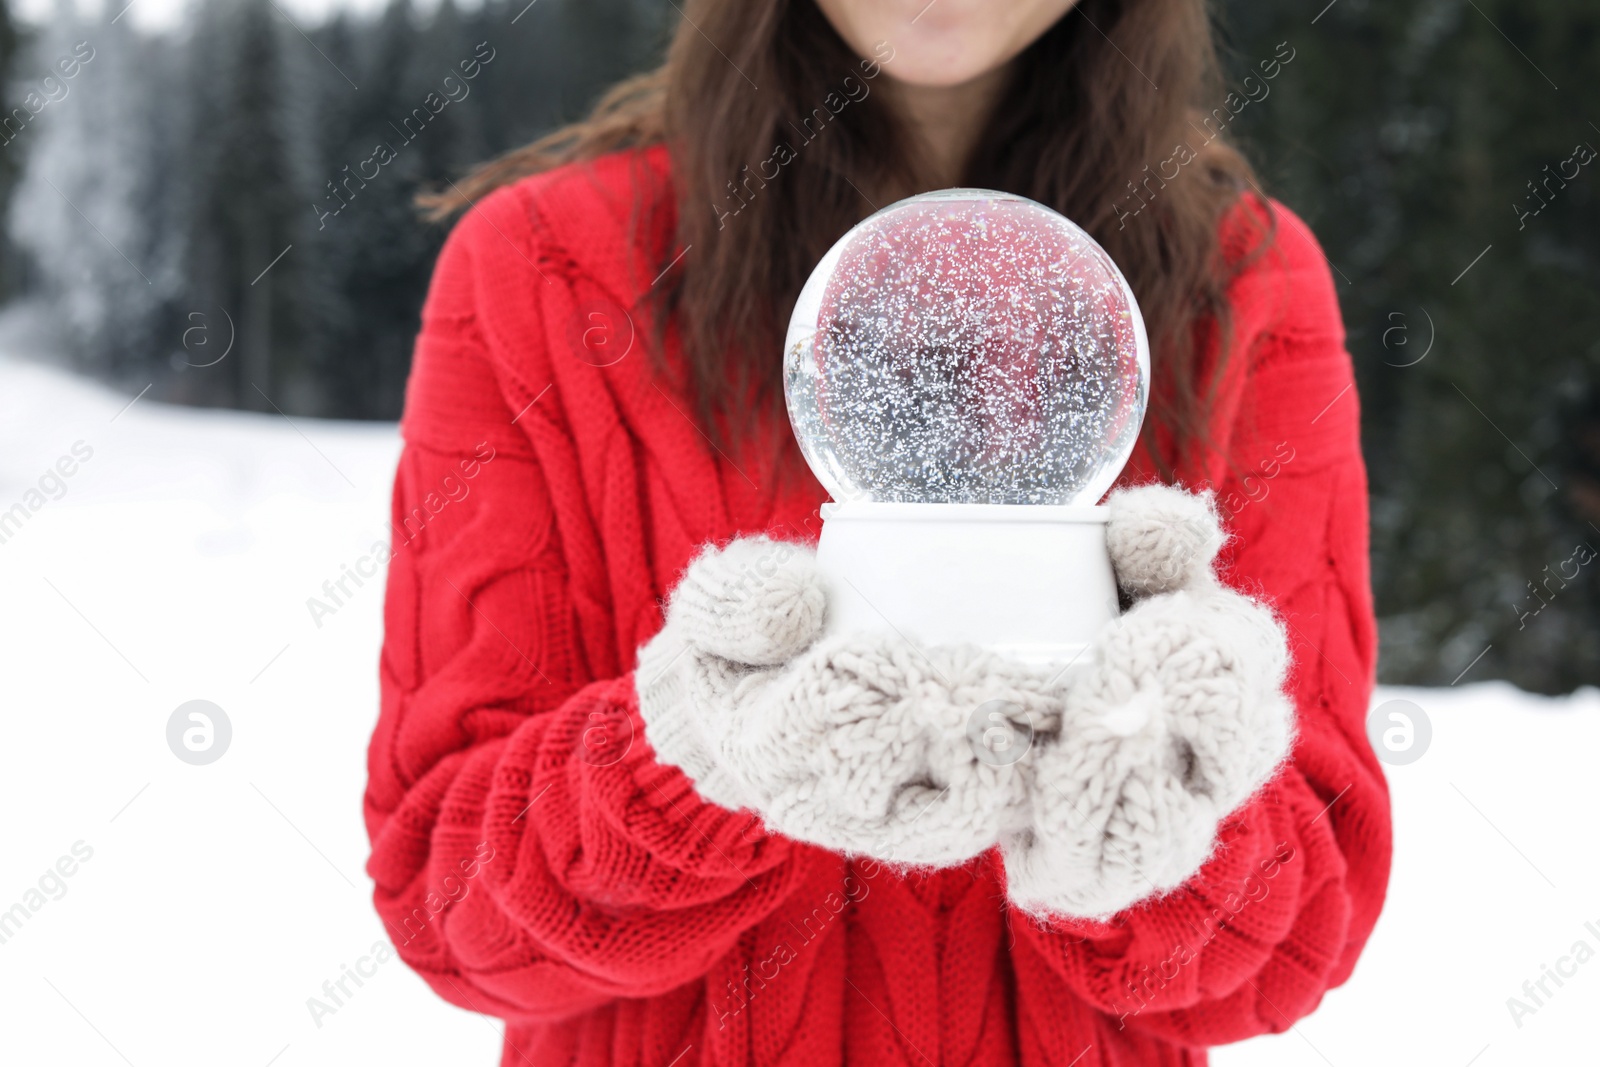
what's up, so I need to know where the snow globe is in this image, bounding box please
[784,188,1149,667]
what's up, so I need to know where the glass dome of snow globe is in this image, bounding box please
[784,188,1149,506]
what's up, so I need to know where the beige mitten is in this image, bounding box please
[1003,484,1294,919]
[636,537,1040,866]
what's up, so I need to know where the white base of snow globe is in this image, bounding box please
[814,499,1119,672]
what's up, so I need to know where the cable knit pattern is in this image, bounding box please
[365,146,1392,1067]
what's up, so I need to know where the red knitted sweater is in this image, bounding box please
[364,146,1391,1067]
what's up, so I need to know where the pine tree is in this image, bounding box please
[8,2,178,385]
[1216,0,1600,691]
[304,0,441,418]
[0,0,29,300]
[183,0,304,410]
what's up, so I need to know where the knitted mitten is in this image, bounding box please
[1002,484,1295,919]
[636,537,1041,867]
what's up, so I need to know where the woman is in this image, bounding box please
[364,1,1392,1064]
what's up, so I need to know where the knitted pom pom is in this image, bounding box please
[1105,484,1227,597]
[669,537,827,666]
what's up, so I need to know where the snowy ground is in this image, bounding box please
[0,355,1595,1067]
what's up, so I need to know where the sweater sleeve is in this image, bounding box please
[1007,205,1393,1047]
[363,188,818,1024]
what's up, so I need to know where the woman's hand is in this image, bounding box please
[636,536,1042,866]
[635,484,1293,914]
[1003,485,1295,919]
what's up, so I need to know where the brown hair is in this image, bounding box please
[421,0,1265,477]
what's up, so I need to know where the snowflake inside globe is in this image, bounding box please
[785,189,1149,506]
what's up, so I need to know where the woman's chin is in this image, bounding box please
[879,56,1002,89]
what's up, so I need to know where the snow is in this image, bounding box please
[0,355,1596,1065]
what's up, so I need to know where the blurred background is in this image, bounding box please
[0,1,1596,1065]
[0,0,1594,690]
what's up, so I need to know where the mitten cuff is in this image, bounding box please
[635,628,754,812]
